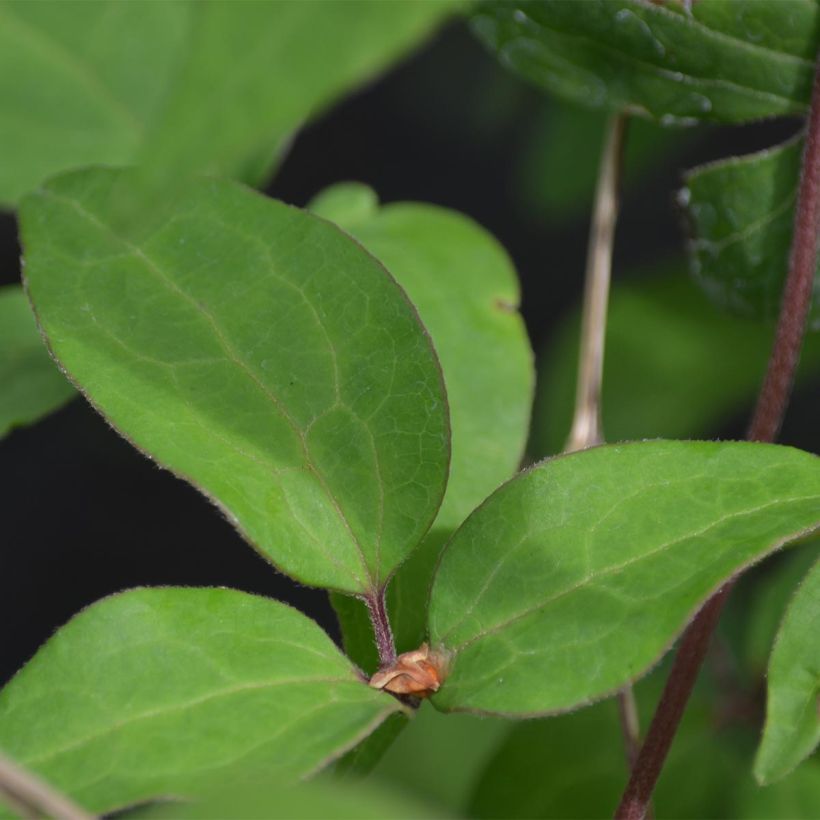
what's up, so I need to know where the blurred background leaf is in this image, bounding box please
[471,0,819,125]
[531,262,820,457]
[0,284,74,439]
[0,0,462,207]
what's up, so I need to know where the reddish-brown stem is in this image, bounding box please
[365,588,396,668]
[615,55,820,820]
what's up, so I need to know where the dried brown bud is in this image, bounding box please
[368,643,447,699]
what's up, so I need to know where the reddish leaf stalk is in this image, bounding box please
[615,55,820,820]
[365,588,397,668]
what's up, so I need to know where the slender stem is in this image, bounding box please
[565,114,628,453]
[615,54,820,820]
[617,686,643,770]
[563,113,644,778]
[0,751,94,820]
[365,588,396,668]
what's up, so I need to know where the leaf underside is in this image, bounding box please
[428,440,820,716]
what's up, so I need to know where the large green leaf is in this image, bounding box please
[531,266,820,456]
[0,588,403,815]
[0,0,459,206]
[310,184,533,667]
[0,284,74,438]
[755,558,820,784]
[428,440,820,716]
[738,760,820,819]
[472,0,818,124]
[682,135,820,329]
[20,169,449,596]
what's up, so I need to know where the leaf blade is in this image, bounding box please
[471,0,818,124]
[682,135,820,329]
[0,588,402,814]
[755,557,820,784]
[20,169,450,595]
[428,440,820,716]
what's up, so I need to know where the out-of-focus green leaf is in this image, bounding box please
[0,588,403,815]
[137,2,463,189]
[311,183,533,667]
[0,0,460,206]
[682,135,820,329]
[743,540,820,678]
[370,703,507,815]
[532,267,820,457]
[0,284,74,437]
[518,101,692,221]
[737,760,820,819]
[428,440,820,716]
[472,0,818,124]
[134,774,446,820]
[755,558,820,784]
[468,672,740,819]
[21,169,449,596]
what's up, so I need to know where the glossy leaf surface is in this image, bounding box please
[311,183,532,664]
[0,588,402,814]
[472,0,819,124]
[531,268,820,456]
[0,284,74,438]
[0,0,459,206]
[20,169,449,595]
[683,136,820,329]
[428,440,820,716]
[755,558,820,783]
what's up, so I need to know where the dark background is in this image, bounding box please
[1,21,817,686]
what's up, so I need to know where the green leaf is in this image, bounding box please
[135,2,463,189]
[131,773,446,820]
[737,760,820,819]
[0,0,459,207]
[682,135,820,329]
[0,284,74,437]
[531,265,820,456]
[0,588,403,814]
[755,558,820,784]
[742,540,820,677]
[471,0,818,124]
[20,169,449,596]
[311,183,533,665]
[428,440,820,716]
